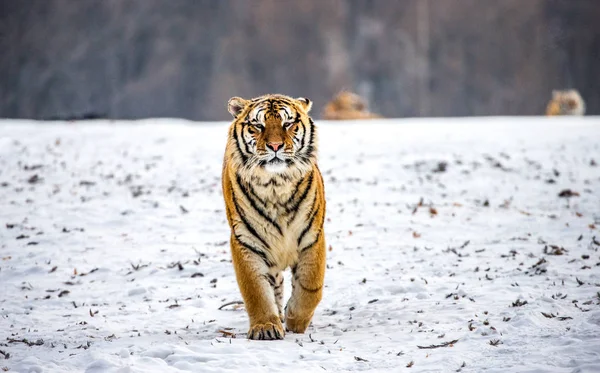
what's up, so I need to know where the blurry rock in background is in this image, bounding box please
[322,91,381,120]
[545,89,586,116]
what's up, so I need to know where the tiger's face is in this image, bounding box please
[227,94,317,175]
[552,89,585,115]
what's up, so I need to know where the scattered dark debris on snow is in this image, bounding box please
[218,329,236,338]
[558,189,580,198]
[7,338,44,347]
[511,299,528,307]
[23,164,43,171]
[130,262,150,272]
[432,161,448,173]
[77,268,99,277]
[167,261,185,271]
[218,300,244,310]
[76,341,92,350]
[27,174,43,184]
[417,339,458,349]
[541,312,572,321]
[484,155,510,171]
[544,245,567,256]
[529,258,547,275]
[489,339,502,347]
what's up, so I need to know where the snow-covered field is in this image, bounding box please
[1,117,599,373]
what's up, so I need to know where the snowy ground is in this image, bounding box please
[1,117,599,373]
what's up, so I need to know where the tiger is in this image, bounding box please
[321,91,382,120]
[221,94,326,340]
[545,89,586,116]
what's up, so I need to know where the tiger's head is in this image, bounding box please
[226,94,317,177]
[551,89,586,116]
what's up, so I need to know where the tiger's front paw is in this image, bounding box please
[248,321,285,340]
[285,316,312,334]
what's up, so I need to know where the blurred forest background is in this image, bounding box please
[1,0,598,120]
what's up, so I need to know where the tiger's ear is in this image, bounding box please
[296,97,313,113]
[228,97,248,118]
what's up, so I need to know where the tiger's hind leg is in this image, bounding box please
[285,232,326,333]
[230,235,284,340]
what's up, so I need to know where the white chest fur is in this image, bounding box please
[241,173,314,270]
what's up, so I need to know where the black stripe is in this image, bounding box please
[233,234,273,267]
[239,124,253,156]
[298,282,322,293]
[300,229,322,253]
[248,184,267,206]
[304,119,315,157]
[235,174,283,235]
[231,186,271,255]
[297,196,319,246]
[263,273,276,287]
[279,177,305,210]
[288,172,314,221]
[232,125,248,163]
[301,121,309,152]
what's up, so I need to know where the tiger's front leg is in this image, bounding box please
[273,272,285,322]
[285,232,326,333]
[230,235,284,340]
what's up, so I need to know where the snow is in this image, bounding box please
[1,117,599,373]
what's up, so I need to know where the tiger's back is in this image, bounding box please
[222,94,326,340]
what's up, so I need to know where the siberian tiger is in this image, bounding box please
[221,94,326,340]
[545,89,586,116]
[322,91,382,120]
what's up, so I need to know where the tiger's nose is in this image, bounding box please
[267,142,283,152]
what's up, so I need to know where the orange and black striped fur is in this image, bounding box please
[546,89,586,116]
[322,91,382,120]
[222,94,326,340]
